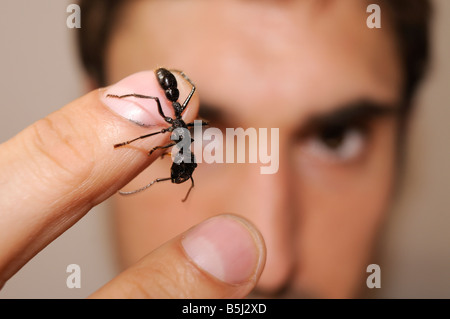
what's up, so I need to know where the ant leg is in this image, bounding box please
[170,70,196,113]
[186,121,208,128]
[114,128,170,148]
[148,142,176,156]
[107,93,173,124]
[181,177,195,202]
[119,177,172,195]
[160,151,172,159]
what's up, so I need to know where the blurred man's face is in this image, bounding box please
[105,0,402,298]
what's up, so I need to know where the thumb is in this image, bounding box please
[0,69,198,284]
[90,214,266,298]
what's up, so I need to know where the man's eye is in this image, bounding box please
[303,124,367,162]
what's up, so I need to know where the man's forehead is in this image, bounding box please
[192,15,401,128]
[121,0,402,128]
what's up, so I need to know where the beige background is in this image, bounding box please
[0,0,448,298]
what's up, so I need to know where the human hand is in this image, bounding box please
[0,70,266,298]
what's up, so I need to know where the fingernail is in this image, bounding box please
[100,71,174,127]
[181,214,265,285]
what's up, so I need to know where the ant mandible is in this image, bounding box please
[107,68,207,202]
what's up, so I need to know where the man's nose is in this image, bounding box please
[232,158,295,294]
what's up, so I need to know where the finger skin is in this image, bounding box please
[0,71,199,287]
[90,214,266,299]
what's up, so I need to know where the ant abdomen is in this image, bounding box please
[165,87,180,102]
[156,68,179,102]
[156,68,176,88]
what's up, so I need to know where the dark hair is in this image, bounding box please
[381,0,432,109]
[76,0,124,87]
[76,0,432,111]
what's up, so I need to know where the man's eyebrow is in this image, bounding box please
[298,100,399,135]
[198,99,398,132]
[198,102,229,123]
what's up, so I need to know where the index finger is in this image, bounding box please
[0,69,199,287]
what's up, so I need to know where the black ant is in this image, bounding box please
[107,68,207,202]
